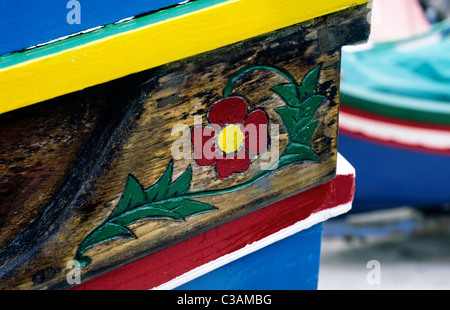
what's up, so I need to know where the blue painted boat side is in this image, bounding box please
[339,133,450,211]
[0,0,188,56]
[174,223,323,290]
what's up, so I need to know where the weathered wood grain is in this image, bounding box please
[0,4,370,289]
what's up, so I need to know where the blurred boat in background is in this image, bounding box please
[339,0,450,211]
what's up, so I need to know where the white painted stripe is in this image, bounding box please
[337,152,355,177]
[152,202,352,290]
[339,111,450,150]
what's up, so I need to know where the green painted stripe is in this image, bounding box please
[340,84,450,125]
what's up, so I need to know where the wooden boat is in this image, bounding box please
[0,0,370,289]
[339,0,450,211]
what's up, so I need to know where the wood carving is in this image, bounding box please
[0,3,370,289]
[74,64,325,267]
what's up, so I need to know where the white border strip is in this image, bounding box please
[153,202,352,290]
[336,152,355,176]
[339,111,450,150]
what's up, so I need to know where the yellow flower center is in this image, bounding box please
[217,124,244,154]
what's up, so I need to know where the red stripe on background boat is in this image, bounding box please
[339,105,450,156]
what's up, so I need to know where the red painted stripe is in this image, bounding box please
[339,126,450,156]
[71,173,354,290]
[340,105,450,132]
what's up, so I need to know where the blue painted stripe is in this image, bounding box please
[0,0,230,69]
[175,223,323,290]
[0,0,192,56]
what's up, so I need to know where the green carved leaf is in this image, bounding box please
[292,119,320,145]
[166,166,193,198]
[82,222,137,248]
[298,95,326,127]
[297,65,321,100]
[75,162,215,266]
[282,142,319,159]
[164,199,217,219]
[145,163,193,202]
[278,151,319,168]
[112,204,183,226]
[145,161,174,202]
[273,66,325,168]
[272,84,300,108]
[108,174,145,219]
[275,106,300,138]
[75,222,136,266]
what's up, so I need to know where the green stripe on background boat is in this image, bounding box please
[340,18,450,125]
[340,84,450,125]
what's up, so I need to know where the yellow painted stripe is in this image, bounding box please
[0,0,369,115]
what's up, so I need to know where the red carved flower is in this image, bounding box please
[191,96,268,179]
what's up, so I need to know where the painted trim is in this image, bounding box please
[155,202,352,290]
[340,84,450,126]
[71,154,354,290]
[339,108,450,154]
[173,222,324,290]
[0,0,370,115]
[340,105,450,131]
[0,0,190,56]
[0,0,230,69]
